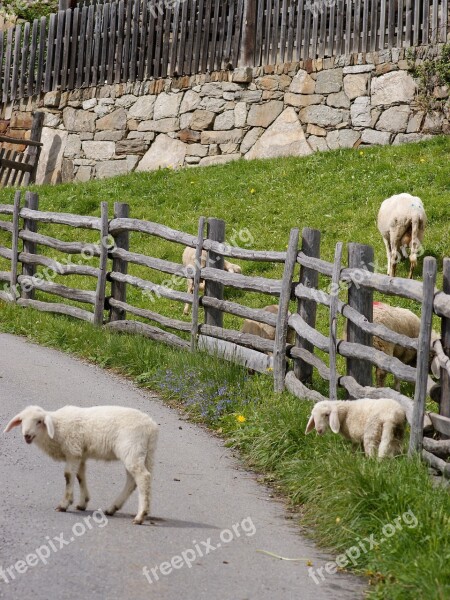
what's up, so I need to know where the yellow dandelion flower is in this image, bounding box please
[250,188,256,194]
[236,415,246,423]
[336,517,341,524]
[266,366,273,372]
[420,158,426,163]
[359,151,364,156]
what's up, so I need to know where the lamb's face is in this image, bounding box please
[305,402,334,435]
[4,406,54,444]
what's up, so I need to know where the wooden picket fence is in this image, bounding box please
[0,0,448,103]
[0,191,450,473]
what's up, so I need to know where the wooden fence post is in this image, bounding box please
[9,190,21,301]
[21,191,38,300]
[24,112,44,186]
[329,242,343,400]
[109,202,129,322]
[94,201,108,326]
[274,227,299,392]
[409,257,437,455]
[240,0,257,66]
[294,227,321,383]
[346,243,374,387]
[204,218,225,328]
[190,216,206,352]
[439,258,450,439]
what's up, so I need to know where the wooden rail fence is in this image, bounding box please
[0,192,450,474]
[0,0,448,103]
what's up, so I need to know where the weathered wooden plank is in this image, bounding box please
[19,208,101,229]
[83,4,95,87]
[295,0,305,61]
[361,0,369,52]
[106,0,117,85]
[327,0,336,56]
[289,346,331,380]
[397,0,404,47]
[223,0,235,67]
[202,267,282,295]
[422,449,450,478]
[369,0,378,51]
[271,0,280,63]
[161,5,173,78]
[404,0,412,46]
[99,2,109,85]
[310,0,319,58]
[109,271,192,304]
[3,26,14,102]
[75,5,87,88]
[0,220,14,233]
[265,0,273,64]
[60,9,72,90]
[413,0,421,45]
[334,0,344,56]
[109,217,197,247]
[409,258,437,454]
[285,370,328,403]
[203,238,286,262]
[279,0,289,63]
[0,135,42,148]
[109,202,129,322]
[294,227,321,384]
[423,437,450,459]
[0,289,14,303]
[387,0,395,47]
[200,0,212,73]
[16,298,94,322]
[428,412,450,437]
[153,0,165,78]
[190,216,205,352]
[440,258,450,438]
[231,0,244,67]
[137,0,148,80]
[17,275,97,304]
[19,252,100,277]
[10,24,22,101]
[93,202,108,326]
[145,0,156,78]
[204,218,225,327]
[114,1,124,83]
[209,0,220,71]
[201,296,278,326]
[19,230,101,256]
[431,0,439,44]
[19,22,30,99]
[23,111,44,188]
[169,0,181,76]
[274,227,298,392]
[108,298,191,332]
[353,0,361,53]
[198,335,272,373]
[122,0,132,81]
[21,191,38,301]
[9,191,21,301]
[0,204,15,215]
[345,0,353,55]
[286,0,296,62]
[53,10,65,89]
[129,0,140,82]
[68,8,79,90]
[199,323,275,352]
[0,246,13,260]
[329,242,343,400]
[106,319,190,349]
[439,0,448,42]
[193,0,205,72]
[44,13,57,92]
[184,0,196,73]
[0,30,4,101]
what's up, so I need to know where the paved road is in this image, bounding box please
[0,333,364,600]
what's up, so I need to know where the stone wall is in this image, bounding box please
[2,44,448,184]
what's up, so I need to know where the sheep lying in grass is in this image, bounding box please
[4,405,158,525]
[305,398,406,458]
[372,301,440,390]
[377,193,427,278]
[182,246,242,315]
[240,304,295,344]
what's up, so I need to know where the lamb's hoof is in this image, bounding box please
[55,506,67,512]
[76,505,87,511]
[133,516,144,525]
[104,507,117,516]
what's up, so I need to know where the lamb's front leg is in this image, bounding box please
[76,461,90,511]
[56,459,81,512]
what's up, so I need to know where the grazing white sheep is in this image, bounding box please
[240,304,295,345]
[182,246,242,315]
[372,301,440,390]
[305,398,406,458]
[377,193,427,278]
[4,405,158,525]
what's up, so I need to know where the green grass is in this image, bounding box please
[1,138,450,598]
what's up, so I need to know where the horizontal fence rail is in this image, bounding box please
[1,194,450,473]
[0,0,449,102]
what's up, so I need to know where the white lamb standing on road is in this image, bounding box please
[182,246,242,315]
[377,193,427,278]
[305,398,406,458]
[4,405,158,525]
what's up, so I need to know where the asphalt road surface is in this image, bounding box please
[0,333,365,600]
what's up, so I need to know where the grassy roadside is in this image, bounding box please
[1,138,450,598]
[0,302,449,599]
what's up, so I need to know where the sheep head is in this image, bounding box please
[4,405,55,444]
[305,401,341,435]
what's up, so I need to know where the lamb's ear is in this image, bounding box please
[431,356,441,379]
[4,414,22,433]
[329,407,341,434]
[44,414,55,439]
[305,414,315,434]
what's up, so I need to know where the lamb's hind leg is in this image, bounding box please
[105,470,136,517]
[378,422,400,458]
[76,461,90,511]
[56,458,81,512]
[127,457,152,525]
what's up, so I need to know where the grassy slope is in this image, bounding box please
[0,138,450,598]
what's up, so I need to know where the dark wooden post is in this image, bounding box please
[109,202,129,322]
[294,227,321,383]
[204,218,225,328]
[9,190,21,301]
[440,258,450,438]
[329,242,344,400]
[94,202,109,326]
[21,191,39,300]
[273,227,299,392]
[190,216,206,352]
[409,257,437,455]
[25,112,45,186]
[346,243,374,387]
[240,0,257,66]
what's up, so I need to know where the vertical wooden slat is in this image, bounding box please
[345,0,353,55]
[0,30,4,102]
[200,0,212,73]
[53,10,65,89]
[137,0,148,80]
[68,8,79,90]
[83,4,95,87]
[190,216,206,352]
[422,0,430,45]
[303,2,311,60]
[265,0,273,64]
[335,0,344,56]
[99,3,110,85]
[75,6,87,88]
[115,1,125,82]
[396,0,404,48]
[440,259,450,437]
[353,0,361,53]
[440,0,448,42]
[286,0,296,62]
[346,243,374,388]
[169,2,181,76]
[204,218,225,328]
[10,152,23,187]
[215,0,227,70]
[184,0,197,74]
[329,242,343,401]
[60,9,72,90]
[44,14,56,92]
[110,202,129,322]
[279,0,289,63]
[9,190,21,302]
[328,0,336,56]
[94,202,109,326]
[271,0,280,64]
[192,0,205,72]
[404,0,412,46]
[122,0,132,82]
[431,0,439,44]
[145,2,156,78]
[413,0,421,45]
[231,0,245,67]
[379,0,387,48]
[107,1,117,85]
[318,2,327,58]
[361,0,369,52]
[208,0,220,71]
[369,0,378,51]
[11,24,22,101]
[409,257,437,455]
[294,228,320,384]
[273,227,299,393]
[19,22,30,99]
[21,191,39,301]
[24,112,44,187]
[387,0,396,47]
[161,5,173,77]
[241,0,257,66]
[129,0,140,82]
[3,26,14,103]
[224,0,235,67]
[153,2,165,78]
